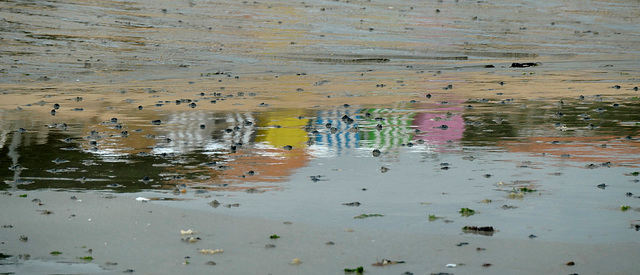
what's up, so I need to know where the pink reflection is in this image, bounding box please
[412,102,465,145]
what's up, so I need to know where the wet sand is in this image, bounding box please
[1,190,639,275]
[1,0,640,274]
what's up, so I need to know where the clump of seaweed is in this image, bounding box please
[344,266,364,273]
[459,208,476,217]
[428,214,443,222]
[518,187,537,193]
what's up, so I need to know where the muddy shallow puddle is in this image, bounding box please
[2,93,639,243]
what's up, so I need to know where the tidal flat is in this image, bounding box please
[1,0,639,274]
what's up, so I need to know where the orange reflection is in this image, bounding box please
[498,136,640,167]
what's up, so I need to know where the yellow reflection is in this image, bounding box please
[255,109,310,148]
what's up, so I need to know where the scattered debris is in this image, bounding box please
[463,226,496,236]
[309,175,325,182]
[342,202,361,207]
[372,259,405,266]
[290,258,301,265]
[270,234,280,239]
[518,187,536,193]
[445,263,457,268]
[245,188,264,194]
[463,226,494,232]
[135,197,150,202]
[510,62,539,68]
[182,237,201,243]
[354,214,384,219]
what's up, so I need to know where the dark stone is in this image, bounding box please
[510,62,538,68]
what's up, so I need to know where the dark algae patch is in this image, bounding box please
[354,214,384,219]
[463,226,496,236]
[344,266,364,274]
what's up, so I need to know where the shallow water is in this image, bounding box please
[2,93,639,243]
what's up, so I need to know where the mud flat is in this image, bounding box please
[1,0,640,274]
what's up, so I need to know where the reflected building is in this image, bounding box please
[312,108,361,151]
[310,102,465,156]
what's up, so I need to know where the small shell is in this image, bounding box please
[199,249,223,255]
[181,229,197,235]
[290,258,301,265]
[445,263,457,268]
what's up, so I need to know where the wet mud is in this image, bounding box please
[1,0,640,274]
